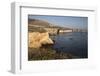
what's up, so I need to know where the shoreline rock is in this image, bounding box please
[28,32,54,48]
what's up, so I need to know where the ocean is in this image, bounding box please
[51,32,88,58]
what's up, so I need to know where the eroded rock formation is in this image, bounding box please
[28,32,54,48]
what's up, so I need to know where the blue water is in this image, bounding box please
[51,32,88,58]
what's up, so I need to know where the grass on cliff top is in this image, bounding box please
[28,26,46,33]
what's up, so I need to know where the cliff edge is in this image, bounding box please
[28,32,54,48]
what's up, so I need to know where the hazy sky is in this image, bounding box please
[28,15,88,29]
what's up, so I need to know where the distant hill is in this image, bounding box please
[28,19,51,27]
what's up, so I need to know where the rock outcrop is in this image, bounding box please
[28,32,54,48]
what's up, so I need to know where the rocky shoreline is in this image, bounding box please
[28,44,77,60]
[28,19,78,60]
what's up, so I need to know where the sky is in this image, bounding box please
[28,15,88,30]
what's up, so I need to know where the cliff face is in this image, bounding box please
[28,32,54,48]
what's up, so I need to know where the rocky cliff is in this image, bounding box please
[28,32,54,48]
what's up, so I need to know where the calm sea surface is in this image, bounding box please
[51,32,88,58]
